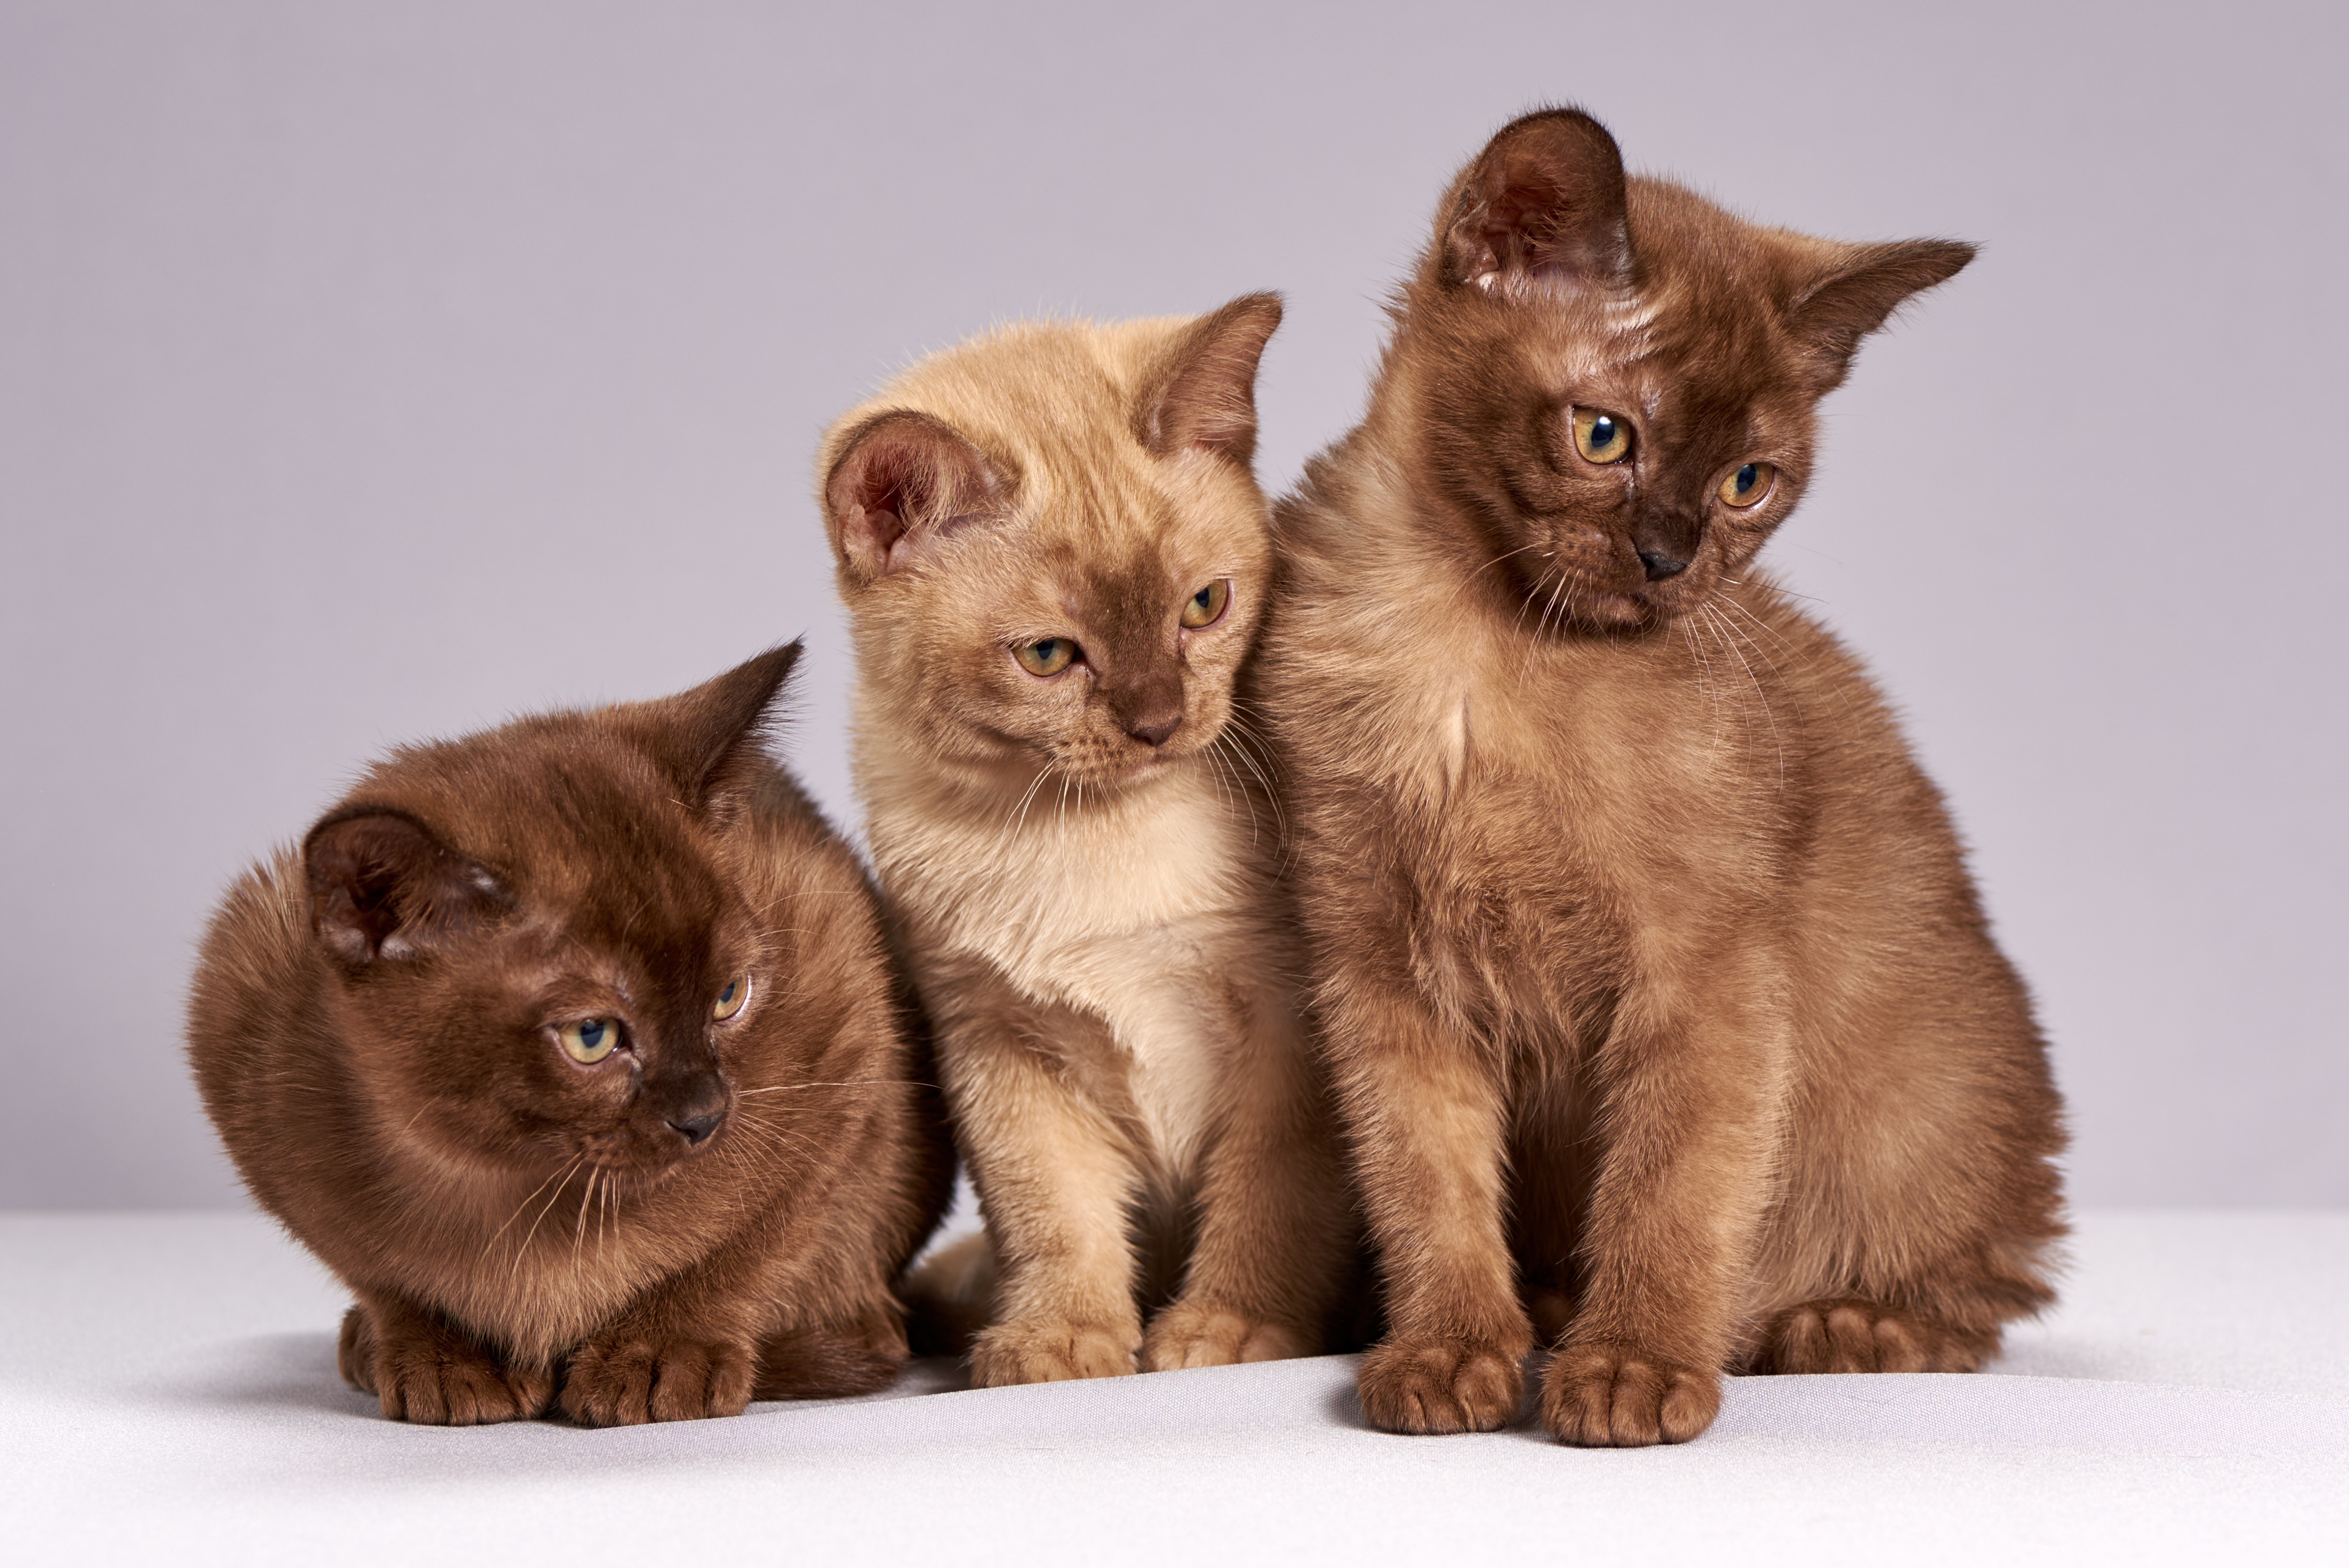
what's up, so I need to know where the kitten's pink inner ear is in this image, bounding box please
[1785,239,1978,391]
[303,808,511,965]
[1138,292,1283,465]
[824,411,1007,579]
[1442,108,1634,292]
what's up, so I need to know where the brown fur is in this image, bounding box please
[818,299,1358,1385]
[186,647,952,1425]
[1260,109,2066,1445]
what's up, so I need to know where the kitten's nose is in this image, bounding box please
[668,1109,723,1146]
[663,1075,729,1146]
[1126,712,1183,748]
[1636,549,1688,581]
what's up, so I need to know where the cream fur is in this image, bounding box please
[816,302,1357,1385]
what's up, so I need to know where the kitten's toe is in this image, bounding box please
[1756,1298,1994,1374]
[1356,1334,1527,1434]
[1142,1301,1310,1371]
[969,1317,1138,1387]
[1540,1340,1718,1446]
[562,1336,755,1425]
[356,1312,547,1425]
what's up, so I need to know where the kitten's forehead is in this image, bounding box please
[369,731,735,968]
[1523,272,1804,468]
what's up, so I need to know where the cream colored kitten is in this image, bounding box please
[816,298,1355,1383]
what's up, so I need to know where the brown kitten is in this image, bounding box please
[818,298,1358,1385]
[1261,109,2065,1445]
[186,646,952,1425]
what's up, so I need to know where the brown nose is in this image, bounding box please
[1632,508,1703,579]
[1126,711,1182,748]
[659,1073,729,1146]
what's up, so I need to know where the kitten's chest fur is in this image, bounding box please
[1294,547,1799,1041]
[863,746,1273,1173]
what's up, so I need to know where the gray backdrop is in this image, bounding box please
[4,1,2341,1209]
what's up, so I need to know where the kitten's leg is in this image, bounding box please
[948,1016,1145,1387]
[1144,995,1353,1370]
[1326,977,1530,1434]
[1537,962,1791,1446]
[339,1293,550,1425]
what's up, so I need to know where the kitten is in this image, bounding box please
[186,646,952,1425]
[818,297,1357,1383]
[1261,109,2065,1445]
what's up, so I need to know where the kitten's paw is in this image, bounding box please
[1756,1298,1994,1374]
[339,1305,549,1425]
[969,1318,1138,1386]
[1541,1340,1718,1446]
[560,1335,756,1426]
[1356,1334,1526,1434]
[1142,1301,1311,1372]
[754,1306,911,1400]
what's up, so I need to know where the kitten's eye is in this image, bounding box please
[713,976,749,1021]
[1718,462,1778,509]
[1180,580,1230,630]
[1571,407,1633,465]
[557,1018,622,1064]
[1014,638,1077,677]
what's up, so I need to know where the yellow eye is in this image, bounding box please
[1180,580,1230,630]
[1571,407,1633,465]
[1718,462,1777,509]
[713,976,749,1021]
[557,1018,621,1064]
[1014,638,1077,677]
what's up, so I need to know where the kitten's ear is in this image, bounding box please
[637,642,801,812]
[1786,239,1976,391]
[823,412,1011,581]
[304,808,513,966]
[1134,292,1283,467]
[1440,108,1634,294]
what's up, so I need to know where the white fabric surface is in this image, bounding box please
[4,1211,2344,1564]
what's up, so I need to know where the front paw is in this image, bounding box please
[1142,1300,1312,1372]
[559,1334,756,1426]
[969,1317,1138,1387]
[338,1304,549,1425]
[1541,1339,1719,1446]
[1357,1334,1526,1434]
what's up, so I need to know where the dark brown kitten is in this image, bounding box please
[1262,109,2065,1445]
[187,646,952,1425]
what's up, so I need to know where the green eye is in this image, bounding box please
[1180,580,1230,630]
[557,1018,621,1064]
[1571,407,1633,465]
[1718,461,1777,509]
[713,976,748,1021]
[1015,638,1077,677]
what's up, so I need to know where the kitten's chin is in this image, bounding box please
[1545,586,1664,636]
[579,1152,696,1196]
[1572,591,1650,628]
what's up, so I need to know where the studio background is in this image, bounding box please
[3,0,2340,1210]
